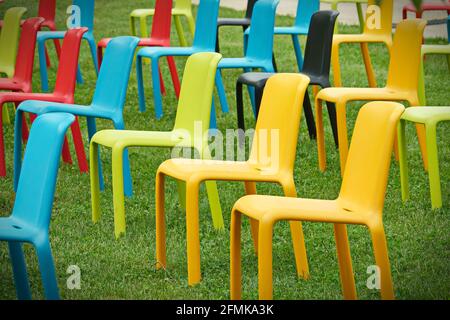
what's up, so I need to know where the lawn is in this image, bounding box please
[0,0,449,300]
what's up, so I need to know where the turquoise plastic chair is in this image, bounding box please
[273,0,319,71]
[14,37,140,197]
[136,0,220,118]
[1,112,75,300]
[37,0,98,91]
[215,0,280,114]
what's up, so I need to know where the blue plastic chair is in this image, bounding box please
[37,0,98,92]
[1,112,75,300]
[215,0,280,114]
[273,0,319,71]
[14,37,140,198]
[136,0,221,119]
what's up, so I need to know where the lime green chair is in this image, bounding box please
[321,0,367,33]
[130,0,195,47]
[90,52,223,238]
[0,7,27,124]
[398,107,450,209]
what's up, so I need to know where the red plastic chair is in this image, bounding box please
[403,1,450,19]
[0,28,88,177]
[97,0,180,98]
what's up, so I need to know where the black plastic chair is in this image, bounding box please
[236,10,340,147]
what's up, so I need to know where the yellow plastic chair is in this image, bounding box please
[90,52,223,239]
[331,0,393,88]
[321,0,367,33]
[315,19,427,175]
[398,106,450,209]
[130,0,195,47]
[155,74,311,286]
[230,101,405,300]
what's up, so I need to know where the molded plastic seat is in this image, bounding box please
[0,112,75,300]
[215,0,280,113]
[14,37,140,198]
[398,106,450,209]
[0,28,89,178]
[89,52,224,238]
[236,11,339,147]
[331,0,393,88]
[315,19,427,175]
[130,0,195,47]
[230,101,404,300]
[136,0,221,119]
[37,0,99,91]
[155,73,311,286]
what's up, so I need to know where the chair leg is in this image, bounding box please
[13,110,24,190]
[0,109,5,177]
[418,57,427,105]
[137,55,147,113]
[113,121,133,197]
[151,58,165,119]
[35,240,60,300]
[185,180,202,285]
[139,15,149,38]
[325,100,339,148]
[130,16,137,36]
[236,81,246,143]
[333,223,357,300]
[185,12,196,36]
[254,83,264,119]
[215,70,230,113]
[369,224,395,300]
[166,55,181,97]
[397,120,410,203]
[244,181,259,254]
[205,181,224,230]
[230,210,243,300]
[360,43,377,88]
[97,46,104,70]
[87,117,104,191]
[176,179,187,210]
[331,42,343,87]
[86,37,99,74]
[90,141,102,224]
[156,171,167,269]
[111,146,127,238]
[215,26,221,53]
[356,3,365,33]
[38,38,50,92]
[335,101,349,176]
[8,242,31,300]
[70,117,88,173]
[315,98,327,172]
[425,123,443,209]
[303,91,317,140]
[292,34,304,72]
[258,222,274,300]
[174,15,188,47]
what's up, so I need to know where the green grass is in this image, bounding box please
[0,0,449,300]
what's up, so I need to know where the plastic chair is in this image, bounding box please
[90,52,224,239]
[0,112,76,300]
[235,10,340,147]
[315,19,427,175]
[215,0,280,114]
[136,0,221,118]
[230,101,404,300]
[98,0,180,98]
[37,0,99,92]
[321,0,367,33]
[215,0,257,53]
[155,73,311,286]
[403,1,450,19]
[0,28,89,178]
[331,0,393,88]
[130,0,195,47]
[398,106,450,209]
[14,37,140,197]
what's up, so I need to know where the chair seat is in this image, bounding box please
[0,216,38,242]
[0,78,24,91]
[91,130,184,148]
[233,195,369,225]
[158,159,278,182]
[218,57,270,69]
[274,26,309,35]
[237,72,273,86]
[217,18,250,27]
[401,106,450,124]
[137,46,196,59]
[317,87,407,103]
[422,44,450,56]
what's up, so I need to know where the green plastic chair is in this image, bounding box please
[130,0,195,47]
[0,7,27,124]
[89,52,223,238]
[321,0,367,33]
[398,106,450,209]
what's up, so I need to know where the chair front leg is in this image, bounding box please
[230,209,243,300]
[166,55,181,97]
[425,122,443,209]
[111,145,127,238]
[360,43,377,88]
[215,70,230,113]
[151,57,165,119]
[258,221,274,300]
[0,107,5,177]
[156,171,167,269]
[37,38,50,92]
[85,34,99,74]
[303,90,317,140]
[331,41,343,87]
[185,179,202,285]
[397,119,410,203]
[113,120,133,197]
[87,117,104,191]
[174,16,188,47]
[333,223,357,300]
[292,34,304,72]
[335,101,349,176]
[8,241,31,300]
[35,240,60,300]
[136,55,147,113]
[90,140,102,223]
[129,16,137,36]
[244,181,259,253]
[70,117,88,173]
[315,98,327,172]
[236,80,246,140]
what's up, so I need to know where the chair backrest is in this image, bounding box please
[91,36,140,110]
[246,0,279,62]
[13,18,45,88]
[293,0,319,30]
[386,19,426,92]
[71,0,95,30]
[364,0,393,36]
[12,113,75,230]
[0,7,27,77]
[150,0,173,40]
[192,0,220,51]
[38,0,56,22]
[301,10,339,80]
[53,28,87,98]
[338,102,405,214]
[245,0,258,19]
[248,73,310,173]
[173,52,222,141]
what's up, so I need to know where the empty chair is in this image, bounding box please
[0,112,76,300]
[230,101,404,300]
